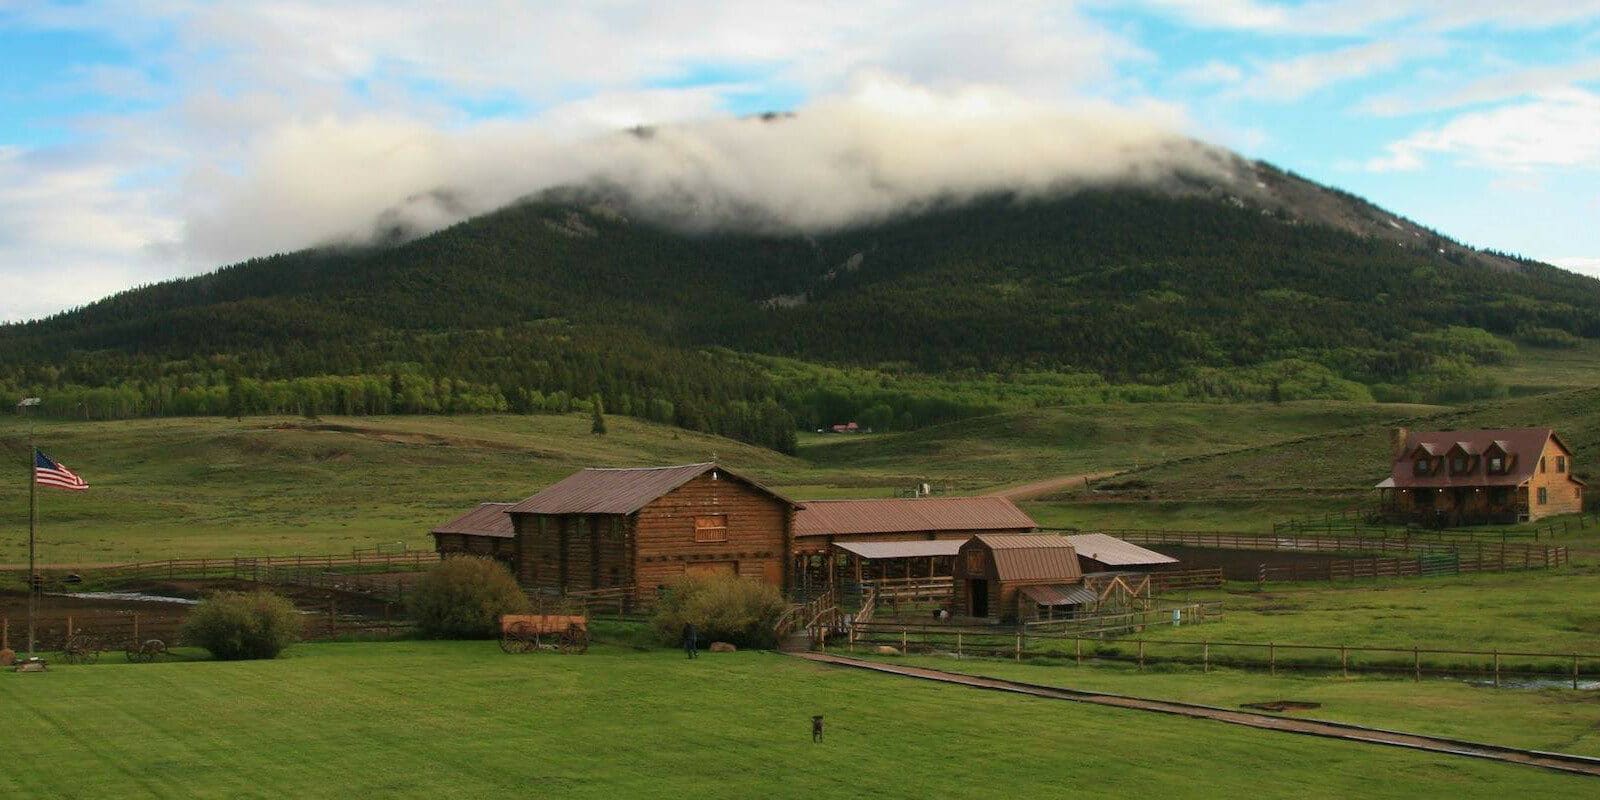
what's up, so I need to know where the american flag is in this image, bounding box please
[34,450,88,491]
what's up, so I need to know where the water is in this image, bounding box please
[56,591,199,606]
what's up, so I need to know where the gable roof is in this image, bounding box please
[794,496,1037,538]
[967,534,1083,583]
[431,502,516,538]
[1380,428,1568,489]
[1064,533,1179,567]
[507,463,794,515]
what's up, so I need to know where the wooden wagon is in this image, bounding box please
[499,613,590,654]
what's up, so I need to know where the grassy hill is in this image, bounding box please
[2,641,1591,799]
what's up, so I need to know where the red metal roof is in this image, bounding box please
[1377,428,1571,489]
[794,496,1037,538]
[431,502,516,538]
[508,463,795,515]
[968,534,1083,583]
[1065,533,1178,567]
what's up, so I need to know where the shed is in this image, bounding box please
[1064,533,1179,573]
[430,502,517,565]
[951,534,1088,622]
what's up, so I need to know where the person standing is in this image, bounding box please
[682,622,698,659]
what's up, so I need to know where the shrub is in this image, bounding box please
[651,574,787,650]
[181,590,302,660]
[409,556,530,638]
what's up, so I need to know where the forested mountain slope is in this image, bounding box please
[4,165,1598,452]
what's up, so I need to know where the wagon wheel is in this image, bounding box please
[560,623,590,655]
[144,639,167,661]
[500,622,537,654]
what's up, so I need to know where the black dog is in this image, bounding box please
[811,715,824,743]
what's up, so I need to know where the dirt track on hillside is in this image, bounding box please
[989,471,1116,501]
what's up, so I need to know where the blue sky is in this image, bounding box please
[2,1,1599,321]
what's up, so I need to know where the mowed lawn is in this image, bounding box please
[3,641,1595,799]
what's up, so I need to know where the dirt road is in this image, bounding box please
[989,471,1116,501]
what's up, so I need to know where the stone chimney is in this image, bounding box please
[1390,427,1410,460]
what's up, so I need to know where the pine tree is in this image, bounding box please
[590,393,607,435]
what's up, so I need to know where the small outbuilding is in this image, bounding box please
[430,502,517,565]
[951,534,1090,622]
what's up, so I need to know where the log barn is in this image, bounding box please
[504,463,797,593]
[951,534,1093,622]
[1375,427,1585,524]
[792,496,1037,592]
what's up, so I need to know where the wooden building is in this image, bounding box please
[792,496,1036,591]
[431,502,517,564]
[1376,428,1585,524]
[504,463,797,593]
[951,534,1093,622]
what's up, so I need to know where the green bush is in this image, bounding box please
[651,574,787,650]
[409,556,530,638]
[181,590,302,660]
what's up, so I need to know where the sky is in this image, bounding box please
[2,1,1599,322]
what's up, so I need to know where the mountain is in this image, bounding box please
[4,157,1598,452]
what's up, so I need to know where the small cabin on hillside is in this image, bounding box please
[951,535,1092,622]
[1376,427,1585,525]
[507,463,797,593]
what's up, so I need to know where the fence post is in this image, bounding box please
[1575,655,1580,690]
[1340,645,1348,678]
[1202,641,1209,673]
[1075,637,1082,664]
[1015,633,1021,662]
[133,613,139,642]
[1493,650,1500,688]
[1269,642,1275,676]
[1138,640,1145,671]
[902,630,907,653]
[1414,646,1420,682]
[956,632,962,657]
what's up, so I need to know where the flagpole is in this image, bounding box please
[27,439,37,657]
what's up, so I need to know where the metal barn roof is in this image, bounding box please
[832,540,964,560]
[968,534,1083,583]
[794,496,1037,538]
[430,502,516,538]
[1065,533,1178,567]
[1020,584,1099,607]
[508,463,794,515]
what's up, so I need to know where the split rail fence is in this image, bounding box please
[841,622,1600,688]
[1108,530,1568,581]
[1,607,415,653]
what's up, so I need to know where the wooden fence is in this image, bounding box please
[1272,509,1596,541]
[1108,529,1568,572]
[840,624,1600,688]
[851,601,1222,648]
[1147,568,1225,592]
[1,608,414,653]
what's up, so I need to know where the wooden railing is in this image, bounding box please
[1108,529,1568,570]
[1148,568,1225,592]
[858,576,953,603]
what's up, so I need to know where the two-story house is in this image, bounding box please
[1375,427,1585,524]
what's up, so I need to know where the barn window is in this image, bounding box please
[965,550,985,572]
[1538,487,1548,505]
[694,514,729,542]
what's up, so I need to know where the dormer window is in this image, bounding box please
[1450,457,1470,474]
[1414,458,1433,476]
[1487,455,1505,474]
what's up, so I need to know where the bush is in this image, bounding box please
[409,556,530,638]
[651,574,787,650]
[181,590,302,660]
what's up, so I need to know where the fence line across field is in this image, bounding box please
[842,622,1600,688]
[2,610,415,652]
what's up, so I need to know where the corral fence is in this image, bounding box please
[849,601,1222,652]
[1,608,415,653]
[1107,529,1568,576]
[1272,509,1597,541]
[1148,568,1224,592]
[1256,550,1563,583]
[839,623,1600,689]
[5,551,440,604]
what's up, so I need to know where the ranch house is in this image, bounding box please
[1375,427,1585,525]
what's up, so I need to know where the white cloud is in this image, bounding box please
[1143,0,1600,36]
[1175,60,1244,86]
[1362,58,1600,116]
[1550,256,1600,279]
[1369,88,1600,171]
[1233,40,1443,101]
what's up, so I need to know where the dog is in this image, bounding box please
[811,715,824,743]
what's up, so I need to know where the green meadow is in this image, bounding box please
[2,640,1594,799]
